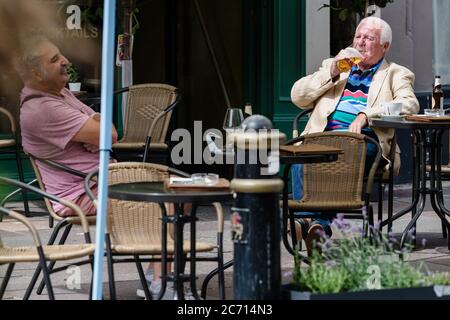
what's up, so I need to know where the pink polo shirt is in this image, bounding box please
[20,86,100,214]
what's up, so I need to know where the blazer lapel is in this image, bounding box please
[367,59,390,109]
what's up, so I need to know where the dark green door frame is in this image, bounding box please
[243,0,306,137]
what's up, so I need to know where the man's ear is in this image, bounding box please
[31,68,43,82]
[383,42,391,52]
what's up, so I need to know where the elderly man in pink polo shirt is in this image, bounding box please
[14,35,171,299]
[15,34,118,216]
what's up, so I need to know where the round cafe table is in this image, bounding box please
[108,181,232,300]
[372,117,450,249]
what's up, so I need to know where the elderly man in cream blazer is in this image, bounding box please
[289,16,419,254]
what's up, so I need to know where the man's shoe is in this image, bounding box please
[151,281,178,300]
[287,218,309,248]
[136,268,154,299]
[305,223,324,257]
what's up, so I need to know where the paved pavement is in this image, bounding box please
[1,182,450,300]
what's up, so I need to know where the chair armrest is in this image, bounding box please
[0,106,16,134]
[388,132,397,165]
[283,135,305,146]
[0,177,91,237]
[84,169,99,204]
[143,92,181,162]
[113,87,130,96]
[29,154,88,178]
[363,136,382,197]
[0,207,43,247]
[292,109,312,139]
[0,179,37,208]
[212,202,224,233]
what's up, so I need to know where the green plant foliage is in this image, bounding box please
[66,64,80,83]
[426,272,450,286]
[319,0,395,21]
[293,215,450,294]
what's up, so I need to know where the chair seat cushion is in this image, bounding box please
[0,244,95,263]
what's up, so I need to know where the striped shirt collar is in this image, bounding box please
[350,59,383,77]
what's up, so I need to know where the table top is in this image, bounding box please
[372,117,450,129]
[280,143,343,164]
[108,181,233,203]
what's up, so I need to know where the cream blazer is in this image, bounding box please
[291,58,420,175]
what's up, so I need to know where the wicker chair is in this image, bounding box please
[284,131,381,254]
[0,106,30,216]
[112,84,180,164]
[292,109,396,231]
[20,155,96,299]
[84,162,226,300]
[0,177,94,300]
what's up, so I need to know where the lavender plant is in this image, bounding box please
[293,214,450,294]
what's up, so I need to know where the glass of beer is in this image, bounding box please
[337,47,363,73]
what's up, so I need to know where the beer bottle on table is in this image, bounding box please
[432,75,444,112]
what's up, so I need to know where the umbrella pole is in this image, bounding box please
[92,0,117,300]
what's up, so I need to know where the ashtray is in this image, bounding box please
[424,109,443,117]
[191,173,219,185]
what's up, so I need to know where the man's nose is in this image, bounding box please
[61,56,69,66]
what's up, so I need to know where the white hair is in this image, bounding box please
[357,17,392,46]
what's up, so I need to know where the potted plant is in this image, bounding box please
[66,64,81,92]
[284,215,450,300]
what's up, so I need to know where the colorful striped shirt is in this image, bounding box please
[325,59,383,138]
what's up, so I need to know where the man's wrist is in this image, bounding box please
[358,112,369,124]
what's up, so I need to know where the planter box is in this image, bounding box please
[282,284,450,300]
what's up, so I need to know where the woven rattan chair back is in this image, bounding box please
[119,84,176,146]
[106,162,171,247]
[29,156,64,222]
[300,131,367,211]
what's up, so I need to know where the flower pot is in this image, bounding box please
[68,82,81,92]
[282,284,450,300]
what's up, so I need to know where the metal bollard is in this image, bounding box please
[229,116,285,300]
